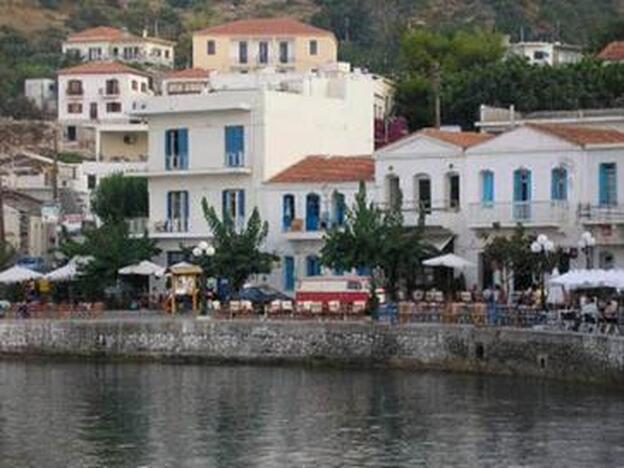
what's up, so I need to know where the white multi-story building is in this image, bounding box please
[376,124,624,289]
[57,61,151,163]
[62,26,175,69]
[263,155,374,292]
[506,41,583,66]
[133,72,375,266]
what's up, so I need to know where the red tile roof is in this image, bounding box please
[420,128,494,148]
[598,41,624,61]
[196,17,334,38]
[528,123,624,146]
[164,68,212,79]
[65,26,175,45]
[57,61,150,77]
[268,156,373,183]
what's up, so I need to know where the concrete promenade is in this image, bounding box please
[0,315,622,386]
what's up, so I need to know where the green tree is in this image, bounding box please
[200,199,277,296]
[59,222,160,299]
[90,173,148,224]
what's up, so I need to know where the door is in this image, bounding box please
[89,103,98,120]
[513,169,531,220]
[284,256,295,291]
[306,194,320,231]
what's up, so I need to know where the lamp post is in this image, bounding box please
[578,231,596,270]
[531,234,555,310]
[193,241,215,315]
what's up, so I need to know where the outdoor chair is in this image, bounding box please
[281,301,294,317]
[352,300,366,314]
[310,301,323,317]
[241,300,254,314]
[229,301,241,318]
[328,300,342,317]
[269,300,282,316]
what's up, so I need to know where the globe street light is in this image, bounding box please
[578,231,596,269]
[193,242,215,315]
[531,234,555,310]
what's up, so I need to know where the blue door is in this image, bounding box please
[284,256,295,291]
[513,169,531,220]
[306,193,320,231]
[599,163,617,206]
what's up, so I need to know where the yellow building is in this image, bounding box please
[192,18,337,73]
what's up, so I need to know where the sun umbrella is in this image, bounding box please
[46,256,92,282]
[118,260,165,277]
[423,253,475,270]
[0,265,43,284]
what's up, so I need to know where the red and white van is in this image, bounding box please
[295,276,372,305]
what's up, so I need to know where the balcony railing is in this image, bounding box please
[153,218,188,234]
[467,201,570,227]
[578,204,624,224]
[225,151,245,167]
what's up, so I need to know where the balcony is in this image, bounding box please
[378,199,462,229]
[282,218,337,242]
[578,204,624,224]
[467,201,570,229]
[66,88,83,97]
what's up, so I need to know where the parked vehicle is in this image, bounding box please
[295,276,372,305]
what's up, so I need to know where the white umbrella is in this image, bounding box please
[45,256,92,282]
[550,269,624,290]
[423,253,475,270]
[546,268,565,304]
[118,260,165,277]
[0,265,43,284]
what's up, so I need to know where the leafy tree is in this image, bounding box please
[90,174,148,224]
[200,199,277,296]
[59,222,160,299]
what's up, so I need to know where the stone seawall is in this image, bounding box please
[0,318,622,385]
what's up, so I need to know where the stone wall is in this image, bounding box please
[0,319,622,385]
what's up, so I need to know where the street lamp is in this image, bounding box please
[578,231,596,269]
[531,234,556,310]
[193,241,215,315]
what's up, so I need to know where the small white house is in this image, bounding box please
[24,78,56,114]
[506,41,583,66]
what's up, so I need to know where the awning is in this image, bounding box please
[423,253,475,270]
[0,265,43,284]
[119,260,165,277]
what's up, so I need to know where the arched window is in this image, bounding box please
[480,170,494,206]
[305,193,320,231]
[385,174,401,210]
[414,173,431,214]
[551,167,568,201]
[282,194,295,230]
[332,191,346,227]
[513,168,532,220]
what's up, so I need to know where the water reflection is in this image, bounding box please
[0,362,621,467]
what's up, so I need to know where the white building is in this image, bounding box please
[57,61,151,162]
[263,155,374,292]
[62,26,175,69]
[161,68,212,96]
[24,78,57,115]
[506,41,583,66]
[376,124,624,289]
[133,72,375,266]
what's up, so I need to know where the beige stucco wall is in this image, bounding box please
[100,131,148,161]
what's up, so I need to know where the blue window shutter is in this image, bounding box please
[487,172,494,202]
[238,190,245,219]
[306,194,319,231]
[513,170,520,202]
[236,126,244,163]
[284,256,295,291]
[179,129,188,169]
[225,127,232,164]
[526,170,532,201]
[165,130,172,170]
[561,170,567,200]
[481,171,494,203]
[225,126,244,166]
[551,169,557,200]
[222,190,228,220]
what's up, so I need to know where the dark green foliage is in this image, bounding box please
[201,199,278,296]
[90,174,148,224]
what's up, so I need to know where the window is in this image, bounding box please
[167,251,187,266]
[67,103,82,114]
[447,173,460,209]
[258,41,269,64]
[131,80,138,91]
[224,125,245,166]
[305,256,321,277]
[222,189,245,223]
[105,79,120,95]
[599,251,615,270]
[551,167,568,201]
[112,47,119,57]
[141,82,147,92]
[279,41,289,63]
[106,102,122,113]
[67,126,77,142]
[164,50,170,59]
[414,174,431,214]
[599,163,617,206]
[165,129,189,170]
[283,194,295,230]
[533,50,548,60]
[166,191,189,233]
[387,175,401,211]
[480,170,494,206]
[513,168,532,220]
[306,193,320,231]
[332,191,346,226]
[67,80,83,95]
[88,47,102,60]
[123,47,137,60]
[87,174,97,190]
[207,40,216,55]
[239,41,248,64]
[309,39,318,55]
[284,256,295,291]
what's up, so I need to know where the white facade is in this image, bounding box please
[135,74,374,267]
[506,41,583,66]
[24,78,57,114]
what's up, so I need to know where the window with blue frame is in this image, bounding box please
[480,170,494,206]
[306,193,320,231]
[225,125,245,167]
[282,194,295,230]
[305,255,321,277]
[166,190,189,232]
[599,163,617,206]
[513,168,532,220]
[283,256,295,291]
[165,128,188,170]
[332,191,346,227]
[551,167,568,201]
[222,189,245,223]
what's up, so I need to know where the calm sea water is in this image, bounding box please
[0,361,622,468]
